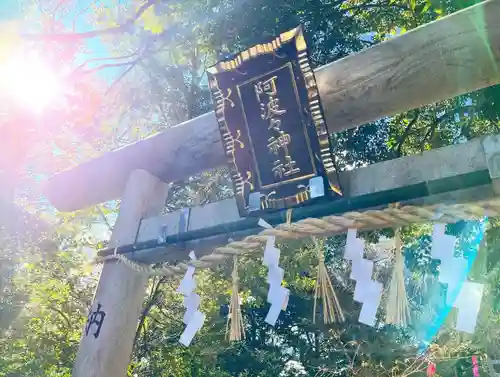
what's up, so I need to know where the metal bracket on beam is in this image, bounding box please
[99,169,491,263]
[483,135,500,195]
[138,207,191,244]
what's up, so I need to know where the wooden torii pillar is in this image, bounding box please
[72,170,169,377]
[42,1,500,376]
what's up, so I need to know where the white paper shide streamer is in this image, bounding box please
[177,251,205,346]
[259,219,289,326]
[431,224,484,334]
[344,229,382,327]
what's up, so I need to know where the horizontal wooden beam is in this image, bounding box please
[126,185,496,264]
[0,199,50,238]
[97,135,500,263]
[45,0,500,211]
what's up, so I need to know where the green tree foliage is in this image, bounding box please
[0,215,98,376]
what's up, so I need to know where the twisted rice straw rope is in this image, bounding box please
[96,198,500,277]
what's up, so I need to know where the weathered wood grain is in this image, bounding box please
[44,0,500,211]
[73,170,169,377]
[316,0,500,130]
[130,135,499,263]
[132,185,495,264]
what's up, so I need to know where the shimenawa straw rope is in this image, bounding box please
[95,198,499,278]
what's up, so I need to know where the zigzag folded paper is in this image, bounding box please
[345,229,382,327]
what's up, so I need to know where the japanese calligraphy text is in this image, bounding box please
[254,76,300,181]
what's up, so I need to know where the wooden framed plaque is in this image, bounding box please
[207,26,342,217]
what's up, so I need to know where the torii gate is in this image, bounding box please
[43,1,500,376]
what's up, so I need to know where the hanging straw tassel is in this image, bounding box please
[312,237,345,324]
[226,256,245,341]
[385,229,411,325]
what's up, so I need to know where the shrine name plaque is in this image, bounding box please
[207,26,342,217]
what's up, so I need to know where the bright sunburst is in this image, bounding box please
[0,52,61,113]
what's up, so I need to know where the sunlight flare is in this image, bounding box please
[0,54,61,113]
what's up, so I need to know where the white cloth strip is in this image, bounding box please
[260,218,288,326]
[430,224,484,334]
[345,228,382,327]
[177,251,205,346]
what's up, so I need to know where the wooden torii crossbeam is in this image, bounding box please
[45,0,500,211]
[97,135,500,267]
[41,1,500,376]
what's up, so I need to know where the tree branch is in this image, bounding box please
[419,105,476,151]
[80,58,142,74]
[396,110,420,156]
[95,205,112,231]
[53,0,68,16]
[78,35,166,76]
[104,61,140,95]
[73,5,92,32]
[77,50,141,70]
[48,305,71,328]
[158,102,169,124]
[343,2,409,13]
[102,39,166,95]
[23,0,156,42]
[133,277,163,347]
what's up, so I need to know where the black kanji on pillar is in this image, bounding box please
[85,303,106,339]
